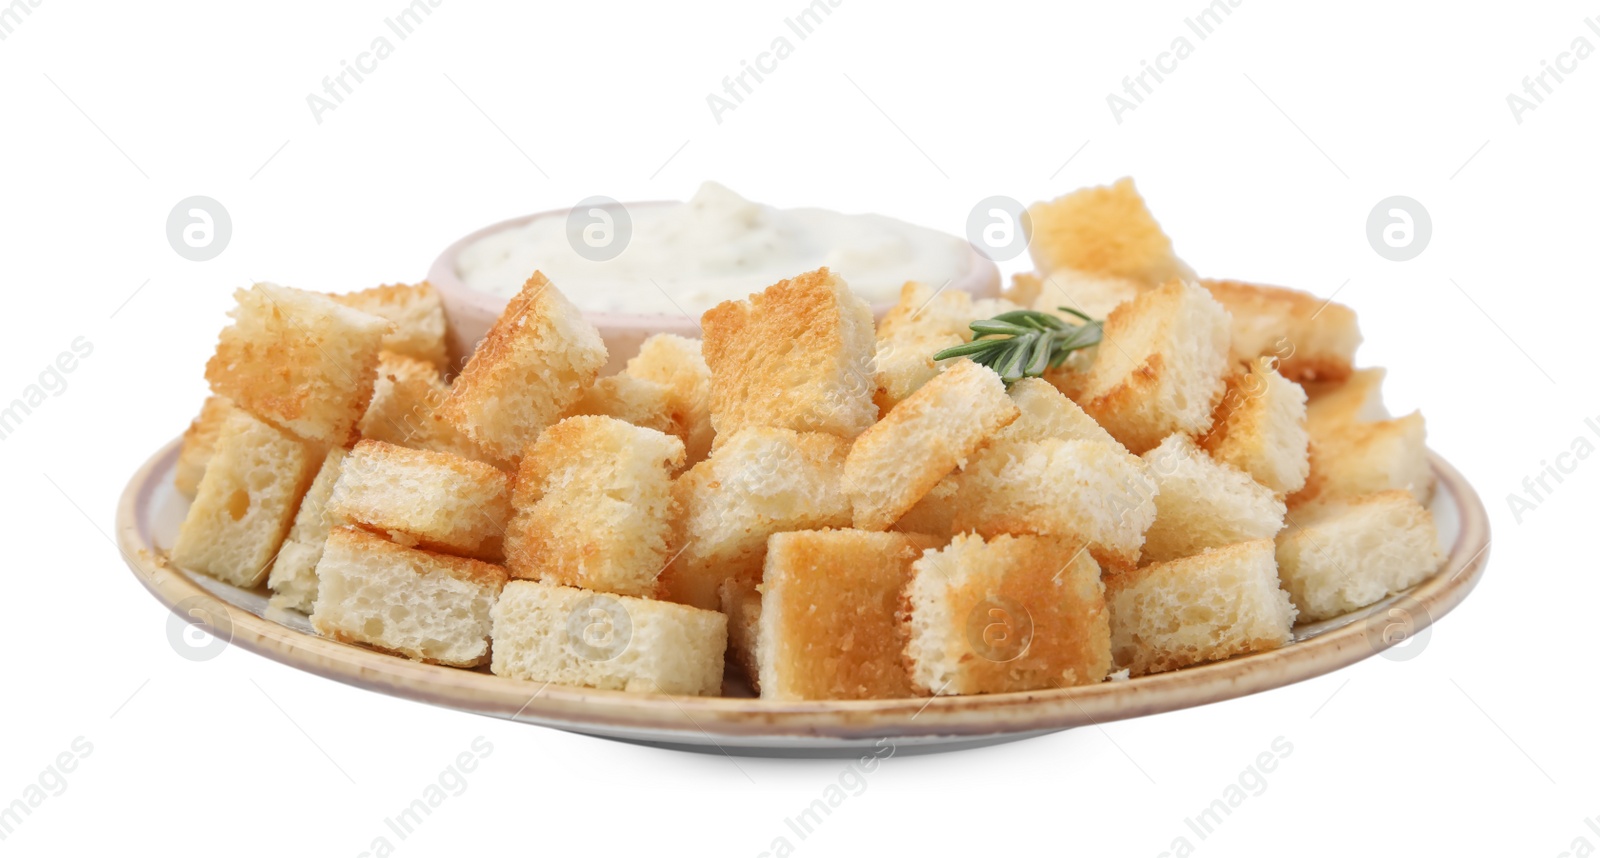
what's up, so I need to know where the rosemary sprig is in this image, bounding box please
[933,307,1103,384]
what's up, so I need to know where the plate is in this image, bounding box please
[117,436,1490,757]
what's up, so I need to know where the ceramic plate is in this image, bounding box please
[118,437,1489,757]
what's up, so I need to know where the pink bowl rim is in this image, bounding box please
[426,199,1003,327]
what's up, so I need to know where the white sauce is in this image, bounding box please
[455,182,972,315]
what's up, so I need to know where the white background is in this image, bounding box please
[1,1,1594,855]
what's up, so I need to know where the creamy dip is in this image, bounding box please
[454,182,972,315]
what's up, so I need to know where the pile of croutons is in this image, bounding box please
[170,177,1443,700]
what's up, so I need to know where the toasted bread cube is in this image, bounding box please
[205,282,391,446]
[172,410,318,588]
[757,530,938,700]
[175,396,237,497]
[328,440,511,560]
[267,447,349,613]
[332,282,448,369]
[564,373,681,442]
[310,527,506,667]
[844,360,1018,530]
[1025,178,1193,286]
[490,580,727,696]
[1140,434,1286,564]
[1030,269,1146,321]
[1198,358,1311,495]
[623,334,714,464]
[719,578,764,693]
[905,534,1110,694]
[1078,281,1232,454]
[702,267,877,441]
[996,377,1122,449]
[660,428,852,609]
[1293,411,1432,506]
[1006,271,1045,307]
[895,475,961,539]
[872,281,976,411]
[1304,367,1387,430]
[1276,491,1443,622]
[1106,539,1297,676]
[504,416,685,597]
[1202,279,1362,383]
[953,439,1157,567]
[358,351,492,464]
[439,272,607,463]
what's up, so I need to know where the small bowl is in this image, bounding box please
[427,201,1002,374]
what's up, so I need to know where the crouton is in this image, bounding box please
[1293,411,1433,506]
[702,267,877,441]
[757,530,939,700]
[1005,271,1045,307]
[1276,490,1442,622]
[1030,269,1146,321]
[327,440,511,560]
[439,272,607,463]
[1202,279,1361,383]
[1304,367,1387,430]
[332,282,448,369]
[1197,357,1311,495]
[844,359,1019,531]
[204,282,391,446]
[953,439,1157,567]
[904,533,1111,694]
[175,395,236,497]
[895,475,961,539]
[623,333,714,463]
[358,351,492,464]
[659,428,852,610]
[995,377,1122,449]
[310,526,506,667]
[1105,539,1297,676]
[267,447,348,613]
[1024,177,1193,286]
[171,410,318,588]
[872,282,975,412]
[563,373,681,443]
[719,578,764,693]
[1078,280,1232,454]
[490,580,727,696]
[1140,434,1286,564]
[504,415,685,597]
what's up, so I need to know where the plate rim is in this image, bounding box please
[118,436,1490,746]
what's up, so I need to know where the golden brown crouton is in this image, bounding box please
[1198,357,1311,495]
[504,415,685,597]
[1304,367,1388,430]
[311,526,507,667]
[1105,539,1296,676]
[172,409,319,588]
[1140,433,1286,565]
[623,333,715,464]
[563,373,682,446]
[204,282,392,446]
[702,267,877,442]
[358,351,492,464]
[267,447,348,613]
[332,282,448,370]
[1276,490,1442,622]
[175,395,237,497]
[1202,279,1362,383]
[439,272,607,463]
[872,281,976,412]
[1292,411,1433,506]
[1024,177,1193,286]
[904,533,1111,694]
[719,578,764,693]
[1077,280,1233,454]
[327,440,511,560]
[660,428,852,610]
[843,359,1019,531]
[757,529,939,700]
